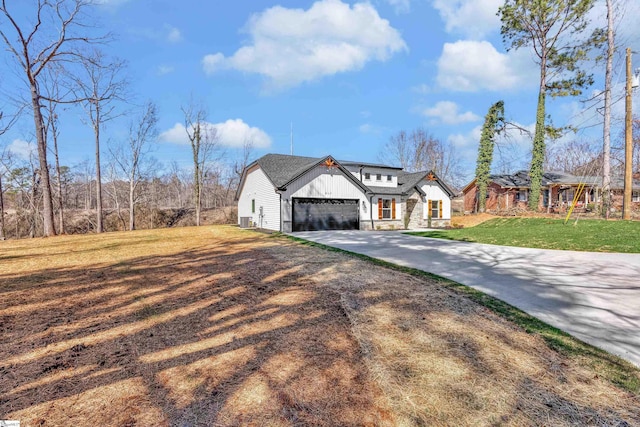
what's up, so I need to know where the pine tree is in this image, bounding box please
[499,0,603,210]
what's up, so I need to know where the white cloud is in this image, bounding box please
[422,101,480,125]
[157,65,174,76]
[215,119,272,148]
[448,125,482,151]
[165,25,183,43]
[446,121,535,173]
[432,0,502,39]
[159,123,187,144]
[411,83,431,95]
[8,139,35,160]
[359,123,386,134]
[446,125,482,170]
[436,40,536,92]
[384,0,411,14]
[160,119,271,148]
[202,0,407,90]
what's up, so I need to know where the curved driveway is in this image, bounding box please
[292,230,640,368]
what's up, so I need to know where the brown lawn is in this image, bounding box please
[1,225,639,426]
[451,213,497,228]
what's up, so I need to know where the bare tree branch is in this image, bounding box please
[0,0,110,236]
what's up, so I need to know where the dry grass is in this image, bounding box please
[268,241,640,426]
[1,226,639,426]
[451,213,497,228]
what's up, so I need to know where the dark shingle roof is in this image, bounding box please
[256,153,323,188]
[397,170,456,198]
[489,170,602,188]
[243,154,457,198]
[397,171,429,193]
[366,185,403,195]
[339,160,402,170]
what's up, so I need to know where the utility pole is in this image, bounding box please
[623,48,633,220]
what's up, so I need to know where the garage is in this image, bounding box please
[292,198,359,231]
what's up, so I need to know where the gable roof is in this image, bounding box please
[398,170,456,198]
[236,153,456,200]
[339,160,403,170]
[236,153,371,199]
[256,153,321,188]
[462,170,638,193]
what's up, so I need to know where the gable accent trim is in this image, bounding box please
[278,155,371,195]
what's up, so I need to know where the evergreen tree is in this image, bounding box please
[475,101,504,212]
[499,0,603,209]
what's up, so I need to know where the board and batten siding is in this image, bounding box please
[280,165,369,231]
[420,181,451,219]
[237,165,281,231]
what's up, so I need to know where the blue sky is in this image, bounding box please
[2,0,640,182]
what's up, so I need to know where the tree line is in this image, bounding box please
[0,149,243,239]
[0,1,250,240]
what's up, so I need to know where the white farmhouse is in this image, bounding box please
[236,154,455,232]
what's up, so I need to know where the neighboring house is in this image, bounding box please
[236,153,455,232]
[463,170,640,213]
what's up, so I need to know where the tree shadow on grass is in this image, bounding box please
[291,245,640,426]
[0,233,393,426]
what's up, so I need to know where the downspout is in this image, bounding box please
[369,195,374,229]
[278,191,282,232]
[359,166,364,182]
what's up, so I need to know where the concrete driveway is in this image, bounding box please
[292,230,640,368]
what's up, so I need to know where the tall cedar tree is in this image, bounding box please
[475,101,505,212]
[499,0,602,209]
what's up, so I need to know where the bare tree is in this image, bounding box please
[111,102,158,231]
[378,127,465,189]
[0,148,13,240]
[72,50,127,233]
[41,70,68,233]
[166,161,188,208]
[545,139,601,174]
[0,105,18,240]
[105,159,126,230]
[229,138,254,200]
[0,0,107,236]
[181,101,221,226]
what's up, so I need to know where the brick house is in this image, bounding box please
[462,171,640,213]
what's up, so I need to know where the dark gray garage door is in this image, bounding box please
[292,198,359,231]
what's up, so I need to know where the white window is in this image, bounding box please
[430,200,441,219]
[376,173,382,181]
[364,172,370,180]
[386,174,392,182]
[378,198,396,219]
[516,190,528,201]
[382,199,391,218]
[633,191,640,202]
